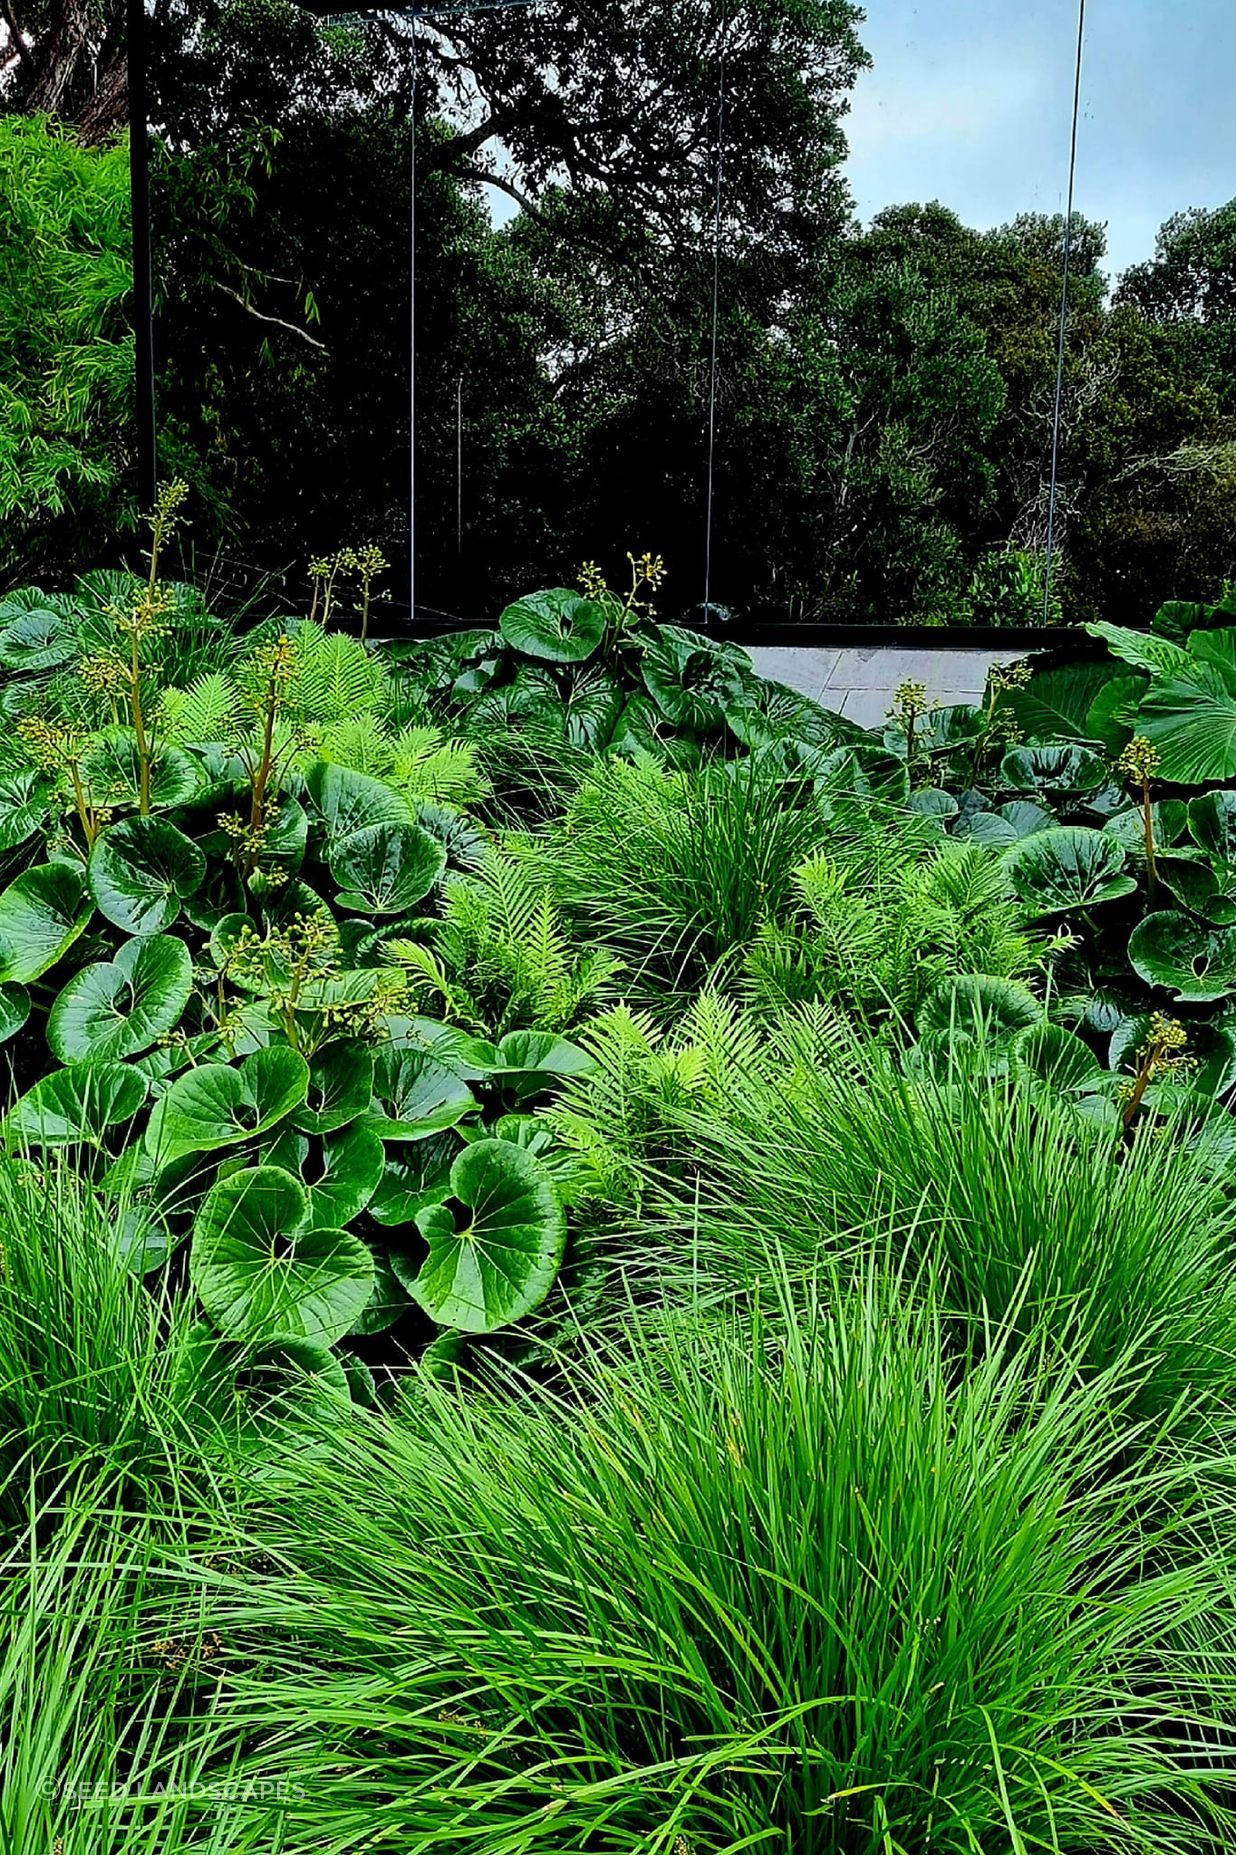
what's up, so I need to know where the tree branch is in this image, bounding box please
[213,282,326,350]
[0,0,33,72]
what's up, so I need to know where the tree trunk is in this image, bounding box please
[77,39,128,143]
[23,0,94,114]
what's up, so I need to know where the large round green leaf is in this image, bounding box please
[999,744,1107,794]
[916,973,1043,1045]
[329,821,446,915]
[1084,675,1149,754]
[81,734,200,812]
[0,767,52,853]
[905,788,958,824]
[1189,627,1236,681]
[48,934,192,1064]
[303,761,415,841]
[498,589,606,663]
[401,1137,565,1333]
[1004,827,1137,915]
[1001,662,1125,742]
[1158,857,1236,926]
[1152,600,1209,644]
[89,817,206,935]
[365,1047,475,1140]
[307,1122,384,1227]
[0,601,77,671]
[896,705,984,760]
[0,862,93,983]
[293,1041,374,1134]
[145,1044,310,1163]
[415,801,487,871]
[954,800,1056,848]
[562,668,624,748]
[1128,912,1236,1003]
[469,666,566,740]
[1188,791,1236,865]
[0,984,29,1045]
[387,1017,499,1079]
[1103,802,1189,862]
[641,626,749,731]
[495,1030,596,1099]
[610,693,674,758]
[4,1062,148,1147]
[1085,621,1195,678]
[368,1132,458,1227]
[1171,793,1236,918]
[191,1164,374,1345]
[1010,1021,1111,1103]
[1137,666,1236,784]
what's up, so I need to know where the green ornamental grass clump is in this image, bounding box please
[159,1275,1236,1854]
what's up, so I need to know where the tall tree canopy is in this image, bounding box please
[2,0,1235,624]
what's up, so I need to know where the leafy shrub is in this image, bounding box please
[745,814,1035,1020]
[0,552,607,1391]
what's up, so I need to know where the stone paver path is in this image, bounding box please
[743,646,1028,731]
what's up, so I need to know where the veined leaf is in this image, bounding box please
[498,589,606,663]
[1004,827,1136,915]
[191,1163,374,1345]
[0,862,93,983]
[48,933,192,1064]
[145,1044,310,1163]
[4,1062,148,1147]
[89,816,206,935]
[400,1137,565,1333]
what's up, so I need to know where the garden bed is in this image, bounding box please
[4,535,1236,1852]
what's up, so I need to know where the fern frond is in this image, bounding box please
[390,727,490,808]
[284,624,388,725]
[383,938,480,1030]
[316,717,397,777]
[158,672,242,746]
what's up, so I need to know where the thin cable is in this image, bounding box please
[409,28,418,619]
[402,0,542,621]
[456,374,463,552]
[702,41,725,616]
[1043,0,1086,623]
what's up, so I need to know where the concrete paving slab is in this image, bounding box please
[741,645,1032,722]
[823,648,1021,690]
[742,646,842,700]
[834,688,890,730]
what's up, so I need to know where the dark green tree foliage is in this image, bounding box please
[4,0,1236,623]
[0,117,134,580]
[137,0,869,614]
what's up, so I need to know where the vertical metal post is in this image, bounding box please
[127,0,157,513]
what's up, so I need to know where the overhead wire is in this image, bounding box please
[703,31,726,616]
[1043,0,1087,623]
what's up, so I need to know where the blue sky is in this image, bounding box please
[843,0,1236,281]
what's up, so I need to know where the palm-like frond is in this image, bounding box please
[285,625,388,725]
[158,672,243,746]
[388,847,618,1038]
